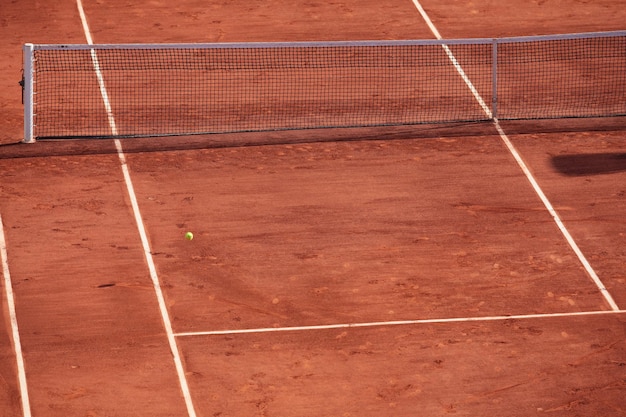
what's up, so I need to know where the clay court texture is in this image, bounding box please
[1,0,626,416]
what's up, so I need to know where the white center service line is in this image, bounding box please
[75,1,198,416]
[410,0,620,311]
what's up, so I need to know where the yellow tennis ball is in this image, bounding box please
[185,232,194,241]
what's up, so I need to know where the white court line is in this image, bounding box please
[410,0,620,311]
[0,214,31,417]
[174,310,626,337]
[75,0,117,135]
[75,1,197,416]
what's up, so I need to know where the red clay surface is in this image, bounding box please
[1,1,626,416]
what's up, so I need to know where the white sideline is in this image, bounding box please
[0,214,31,416]
[75,0,117,135]
[410,0,620,311]
[75,1,197,416]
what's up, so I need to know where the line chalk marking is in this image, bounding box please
[75,1,197,416]
[410,0,620,311]
[0,214,31,416]
[174,310,626,337]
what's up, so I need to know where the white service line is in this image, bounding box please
[174,309,626,337]
[410,0,620,311]
[0,214,31,417]
[75,1,197,416]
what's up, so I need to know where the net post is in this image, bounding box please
[491,38,498,120]
[22,43,35,143]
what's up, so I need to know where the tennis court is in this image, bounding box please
[1,1,626,416]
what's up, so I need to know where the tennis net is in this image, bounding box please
[22,31,626,142]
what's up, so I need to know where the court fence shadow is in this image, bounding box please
[551,152,626,176]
